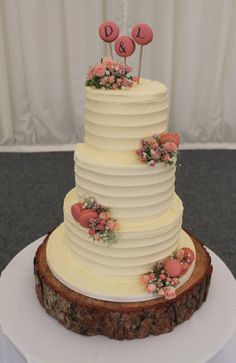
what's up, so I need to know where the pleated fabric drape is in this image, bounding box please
[0,0,236,149]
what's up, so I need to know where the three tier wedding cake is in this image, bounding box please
[34,23,212,340]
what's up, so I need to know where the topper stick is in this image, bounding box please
[109,43,113,59]
[124,57,127,65]
[137,45,143,84]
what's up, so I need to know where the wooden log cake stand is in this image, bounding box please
[34,231,213,340]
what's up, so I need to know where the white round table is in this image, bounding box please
[0,236,236,363]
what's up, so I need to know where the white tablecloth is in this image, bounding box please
[0,236,236,363]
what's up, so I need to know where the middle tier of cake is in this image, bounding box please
[74,143,177,219]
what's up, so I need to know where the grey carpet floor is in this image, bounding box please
[0,150,235,277]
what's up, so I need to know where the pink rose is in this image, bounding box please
[147,283,156,293]
[136,149,142,155]
[87,67,94,80]
[94,64,106,77]
[163,142,177,153]
[106,220,119,231]
[148,273,155,280]
[112,222,119,231]
[149,160,156,167]
[99,211,111,220]
[102,57,113,67]
[164,286,176,300]
[162,154,170,161]
[121,78,129,87]
[159,273,166,280]
[96,223,105,231]
[171,278,179,286]
[89,229,95,236]
[160,133,180,147]
[126,65,132,73]
[132,76,139,82]
[108,75,115,84]
[140,274,149,287]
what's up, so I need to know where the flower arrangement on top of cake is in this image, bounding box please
[86,57,136,89]
[86,21,154,89]
[136,133,180,167]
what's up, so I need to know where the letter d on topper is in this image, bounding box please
[98,21,120,58]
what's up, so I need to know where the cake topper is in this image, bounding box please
[98,21,120,59]
[114,35,136,64]
[132,23,153,84]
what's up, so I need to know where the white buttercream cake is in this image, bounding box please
[46,78,196,302]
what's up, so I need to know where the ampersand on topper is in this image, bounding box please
[114,35,136,64]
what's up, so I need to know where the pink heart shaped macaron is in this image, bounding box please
[164,259,182,277]
[79,209,98,228]
[71,203,83,222]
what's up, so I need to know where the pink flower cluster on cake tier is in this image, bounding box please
[71,196,119,245]
[141,247,195,300]
[86,57,138,89]
[136,133,180,166]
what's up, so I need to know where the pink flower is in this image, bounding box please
[99,78,107,86]
[136,149,142,155]
[96,223,105,231]
[149,160,156,167]
[99,219,106,226]
[148,273,155,280]
[132,76,139,82]
[164,286,176,300]
[147,283,156,293]
[157,288,165,297]
[102,56,113,67]
[126,65,132,73]
[140,274,149,287]
[99,211,111,220]
[112,222,119,231]
[106,219,119,231]
[171,278,179,286]
[108,75,115,84]
[160,133,180,147]
[112,84,118,90]
[162,154,170,162]
[89,229,95,236]
[121,78,129,87]
[87,67,94,80]
[157,282,163,288]
[159,273,166,280]
[163,142,177,153]
[94,64,106,77]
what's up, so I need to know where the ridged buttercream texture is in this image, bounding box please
[46,79,187,301]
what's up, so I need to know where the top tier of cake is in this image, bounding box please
[84,78,168,164]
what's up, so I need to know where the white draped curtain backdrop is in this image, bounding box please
[0,0,236,150]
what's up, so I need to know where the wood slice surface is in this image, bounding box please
[34,230,213,340]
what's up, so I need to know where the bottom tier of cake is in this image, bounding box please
[46,226,195,302]
[34,231,212,340]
